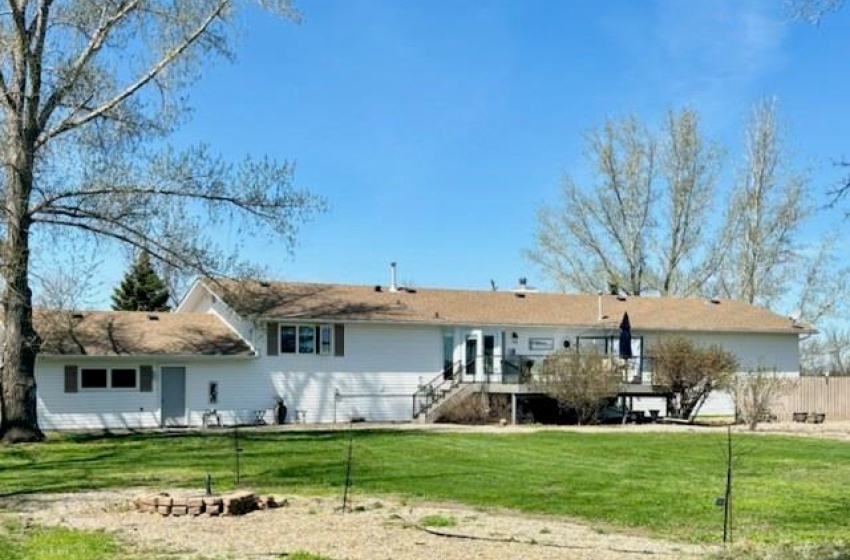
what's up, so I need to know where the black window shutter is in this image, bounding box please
[267,323,279,356]
[139,365,154,392]
[64,365,78,393]
[334,324,345,357]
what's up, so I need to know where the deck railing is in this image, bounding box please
[413,354,654,418]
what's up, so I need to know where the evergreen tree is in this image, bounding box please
[111,252,171,312]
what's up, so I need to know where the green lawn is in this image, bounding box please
[1,428,848,545]
[0,521,124,560]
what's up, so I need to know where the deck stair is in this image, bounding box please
[413,363,483,423]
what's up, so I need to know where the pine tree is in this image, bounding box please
[111,252,171,312]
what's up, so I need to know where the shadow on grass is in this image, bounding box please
[56,429,209,444]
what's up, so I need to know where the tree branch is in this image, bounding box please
[36,0,141,135]
[30,184,294,221]
[33,215,205,273]
[38,0,231,145]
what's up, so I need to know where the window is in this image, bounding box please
[209,382,219,405]
[111,368,137,389]
[319,325,332,355]
[79,367,137,390]
[280,326,297,353]
[299,325,316,354]
[279,324,332,355]
[81,368,108,389]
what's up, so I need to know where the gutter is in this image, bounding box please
[38,352,258,360]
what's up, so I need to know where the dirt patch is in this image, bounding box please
[3,490,712,560]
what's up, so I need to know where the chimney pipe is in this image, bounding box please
[389,262,398,292]
[598,290,603,321]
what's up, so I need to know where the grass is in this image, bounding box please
[285,552,341,560]
[1,428,849,545]
[0,521,126,560]
[419,514,458,528]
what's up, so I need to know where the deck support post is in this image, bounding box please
[511,393,517,425]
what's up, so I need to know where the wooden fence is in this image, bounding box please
[773,376,850,421]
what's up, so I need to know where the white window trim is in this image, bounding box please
[79,366,139,392]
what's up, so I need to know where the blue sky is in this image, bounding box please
[70,1,850,305]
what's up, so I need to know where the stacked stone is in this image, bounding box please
[133,491,283,517]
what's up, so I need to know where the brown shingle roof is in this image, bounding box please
[208,280,812,334]
[37,310,253,357]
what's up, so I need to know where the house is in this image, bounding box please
[35,310,254,430]
[33,274,812,430]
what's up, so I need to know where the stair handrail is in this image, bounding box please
[412,360,463,416]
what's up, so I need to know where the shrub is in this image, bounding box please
[435,393,511,424]
[532,348,620,424]
[651,337,739,419]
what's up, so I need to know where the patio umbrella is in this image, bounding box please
[619,312,633,359]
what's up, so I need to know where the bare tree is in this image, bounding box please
[528,115,657,295]
[731,368,795,430]
[715,100,808,308]
[0,1,324,443]
[533,348,620,424]
[788,0,844,23]
[528,109,722,297]
[656,108,723,296]
[32,243,103,313]
[801,327,850,376]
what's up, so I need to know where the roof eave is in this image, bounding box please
[38,352,257,360]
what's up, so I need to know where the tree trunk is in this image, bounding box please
[0,238,44,443]
[1,106,44,443]
[0,273,44,443]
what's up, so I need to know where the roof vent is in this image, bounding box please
[374,285,382,292]
[259,281,271,288]
[515,292,526,299]
[616,294,627,301]
[147,314,160,321]
[71,312,85,320]
[709,297,721,305]
[389,262,398,293]
[512,277,537,293]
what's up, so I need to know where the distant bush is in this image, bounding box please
[435,393,510,424]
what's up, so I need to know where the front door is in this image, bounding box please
[161,366,186,427]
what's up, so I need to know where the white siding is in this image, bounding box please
[37,358,162,430]
[263,323,442,423]
[177,282,256,348]
[35,311,803,428]
[642,332,800,374]
[642,331,801,417]
[37,323,444,429]
[184,323,442,425]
